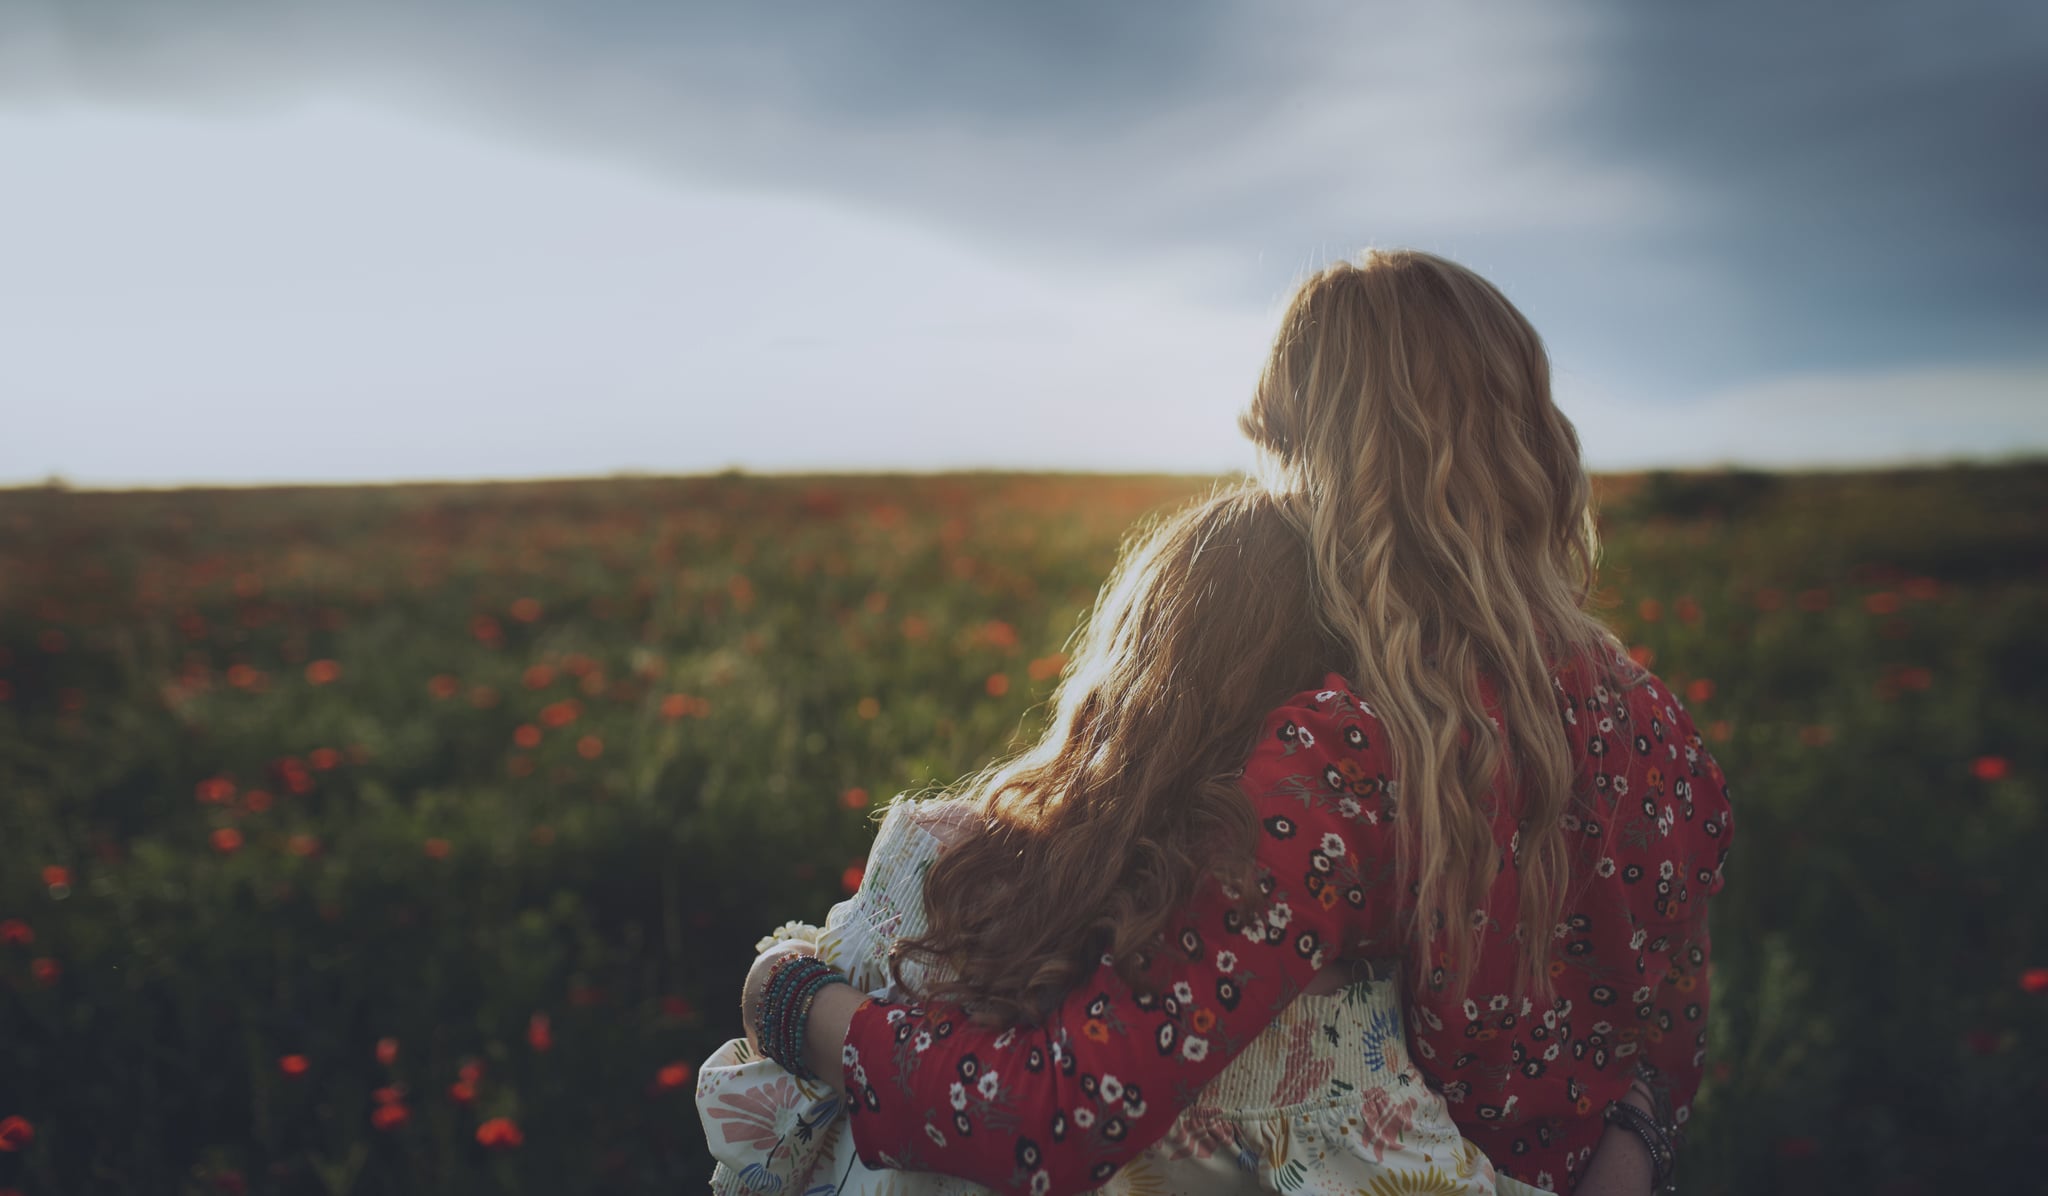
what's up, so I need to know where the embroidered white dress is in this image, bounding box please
[696,797,1548,1195]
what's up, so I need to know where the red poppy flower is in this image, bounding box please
[279,1054,309,1077]
[656,1060,693,1091]
[476,1117,524,1149]
[1973,756,2010,782]
[0,920,31,947]
[371,1102,410,1131]
[375,1037,399,1066]
[2021,968,2048,994]
[527,1012,553,1052]
[0,1116,31,1151]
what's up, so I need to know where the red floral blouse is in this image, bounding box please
[840,652,1733,1195]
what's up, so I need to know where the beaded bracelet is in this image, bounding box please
[756,951,822,1043]
[771,960,845,1082]
[1632,1061,1681,1144]
[756,954,849,1082]
[1603,1098,1678,1193]
[749,951,810,1045]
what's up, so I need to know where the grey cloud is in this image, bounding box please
[1572,0,2048,382]
[4,0,2043,402]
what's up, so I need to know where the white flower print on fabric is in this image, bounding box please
[754,920,824,954]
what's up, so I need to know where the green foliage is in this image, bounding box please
[0,466,2043,1195]
[1625,468,1783,522]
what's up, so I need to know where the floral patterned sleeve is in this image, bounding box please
[1627,686,1733,1139]
[839,674,1399,1196]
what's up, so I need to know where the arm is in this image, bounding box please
[742,939,864,1086]
[835,675,1400,1196]
[1571,1079,1660,1196]
[1633,696,1731,1140]
[738,797,980,1081]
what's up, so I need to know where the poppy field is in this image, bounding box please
[1,464,2043,1195]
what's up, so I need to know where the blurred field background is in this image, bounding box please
[1,463,2043,1195]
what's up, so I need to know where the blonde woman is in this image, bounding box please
[734,250,1733,1195]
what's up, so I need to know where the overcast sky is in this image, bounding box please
[3,0,2043,484]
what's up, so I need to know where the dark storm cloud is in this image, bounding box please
[5,0,2043,399]
[1573,0,2048,382]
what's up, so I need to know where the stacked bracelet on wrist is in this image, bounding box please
[1603,1096,1679,1194]
[754,953,849,1082]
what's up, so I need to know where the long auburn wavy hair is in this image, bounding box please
[895,249,1633,1026]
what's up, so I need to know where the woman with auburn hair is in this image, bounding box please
[729,249,1733,1196]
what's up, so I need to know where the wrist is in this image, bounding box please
[743,943,820,1045]
[751,950,852,1082]
[1603,1095,1678,1193]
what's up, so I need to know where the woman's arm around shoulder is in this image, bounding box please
[829,673,1403,1196]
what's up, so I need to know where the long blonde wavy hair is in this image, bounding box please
[896,248,1631,1025]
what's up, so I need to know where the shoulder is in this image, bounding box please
[1567,662,1735,907]
[1238,672,1398,826]
[890,795,981,849]
[861,796,964,878]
